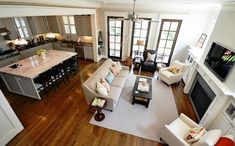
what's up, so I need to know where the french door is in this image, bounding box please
[156,19,182,66]
[130,18,151,57]
[107,16,123,59]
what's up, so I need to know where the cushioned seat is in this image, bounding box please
[158,60,187,85]
[116,70,129,78]
[111,77,126,87]
[108,86,123,105]
[160,113,234,146]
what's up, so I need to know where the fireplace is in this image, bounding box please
[189,73,216,120]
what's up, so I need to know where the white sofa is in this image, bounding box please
[82,59,129,111]
[158,60,187,85]
[160,113,234,146]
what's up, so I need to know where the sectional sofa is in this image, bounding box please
[82,59,129,111]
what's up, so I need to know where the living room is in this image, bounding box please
[0,0,234,146]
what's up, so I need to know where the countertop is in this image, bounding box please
[0,50,77,78]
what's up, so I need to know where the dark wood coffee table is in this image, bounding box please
[90,98,107,122]
[132,76,152,108]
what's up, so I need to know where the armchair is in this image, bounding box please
[160,113,233,146]
[158,60,187,85]
[141,50,157,72]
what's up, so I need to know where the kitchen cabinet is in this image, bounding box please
[1,18,18,39]
[46,16,60,33]
[74,15,92,36]
[52,42,75,52]
[27,16,49,35]
[84,46,93,60]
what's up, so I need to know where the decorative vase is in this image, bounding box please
[40,53,46,60]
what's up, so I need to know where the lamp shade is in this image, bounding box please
[136,40,144,46]
[14,38,28,45]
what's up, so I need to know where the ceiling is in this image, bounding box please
[0,0,234,9]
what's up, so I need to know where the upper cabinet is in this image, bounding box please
[46,16,60,33]
[0,18,18,39]
[27,16,49,35]
[74,15,92,36]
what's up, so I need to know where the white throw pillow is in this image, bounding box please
[146,53,156,62]
[116,61,122,70]
[96,81,108,96]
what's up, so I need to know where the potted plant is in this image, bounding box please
[35,49,47,60]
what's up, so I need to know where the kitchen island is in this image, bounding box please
[0,50,77,100]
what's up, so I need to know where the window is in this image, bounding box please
[14,17,29,38]
[156,19,182,65]
[131,18,151,57]
[62,16,76,34]
[107,17,123,59]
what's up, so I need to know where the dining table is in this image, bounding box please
[0,50,77,100]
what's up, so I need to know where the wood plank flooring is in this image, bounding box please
[1,59,197,146]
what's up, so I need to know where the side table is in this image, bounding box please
[90,98,107,122]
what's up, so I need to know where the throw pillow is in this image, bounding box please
[116,61,122,71]
[186,127,206,143]
[105,72,115,84]
[146,53,156,62]
[168,66,180,74]
[96,81,108,96]
[110,66,120,75]
[101,78,110,92]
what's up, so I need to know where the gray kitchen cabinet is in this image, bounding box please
[1,18,18,39]
[1,73,22,94]
[52,42,75,52]
[27,16,49,35]
[84,46,93,60]
[74,15,92,36]
[46,16,60,33]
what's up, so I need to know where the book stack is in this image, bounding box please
[92,98,105,108]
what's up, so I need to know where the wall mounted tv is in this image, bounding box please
[204,42,235,82]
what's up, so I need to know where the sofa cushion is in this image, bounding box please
[96,67,110,79]
[116,70,129,78]
[168,118,192,139]
[108,86,122,104]
[111,76,126,88]
[144,61,155,66]
[160,70,174,78]
[87,74,101,90]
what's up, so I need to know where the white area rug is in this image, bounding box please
[89,75,178,142]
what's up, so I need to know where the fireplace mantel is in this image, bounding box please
[183,49,234,130]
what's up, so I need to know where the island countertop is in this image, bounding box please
[0,50,77,78]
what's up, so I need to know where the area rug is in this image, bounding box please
[89,74,178,142]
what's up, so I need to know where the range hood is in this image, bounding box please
[0,28,10,36]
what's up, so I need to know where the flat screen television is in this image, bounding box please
[204,42,235,82]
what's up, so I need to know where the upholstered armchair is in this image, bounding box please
[160,113,234,146]
[158,60,187,85]
[141,50,157,72]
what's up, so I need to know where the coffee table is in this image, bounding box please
[132,76,152,108]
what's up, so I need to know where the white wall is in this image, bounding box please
[101,8,220,62]
[199,6,235,93]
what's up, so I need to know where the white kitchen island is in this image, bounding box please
[0,50,77,100]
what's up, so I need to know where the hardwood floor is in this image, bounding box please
[1,59,197,146]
